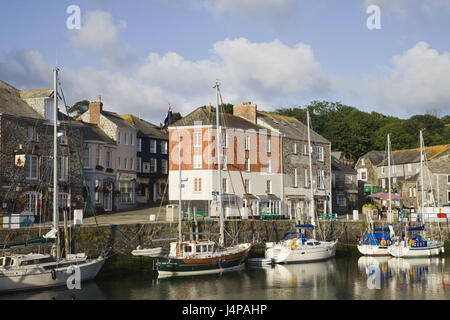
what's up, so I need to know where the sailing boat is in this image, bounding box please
[387,130,444,258]
[264,110,337,264]
[0,68,106,294]
[133,82,252,278]
[358,134,395,256]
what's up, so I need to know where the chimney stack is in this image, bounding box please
[89,94,103,125]
[233,101,257,124]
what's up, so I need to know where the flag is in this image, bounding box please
[162,105,173,129]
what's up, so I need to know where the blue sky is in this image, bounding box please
[0,0,449,123]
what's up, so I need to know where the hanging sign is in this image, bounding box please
[15,155,25,167]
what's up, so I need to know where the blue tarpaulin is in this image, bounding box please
[295,224,314,229]
[407,224,425,231]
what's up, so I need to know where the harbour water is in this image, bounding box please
[2,254,450,300]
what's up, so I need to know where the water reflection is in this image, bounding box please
[0,282,105,300]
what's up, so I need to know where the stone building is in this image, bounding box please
[355,150,385,195]
[0,80,85,223]
[331,155,361,215]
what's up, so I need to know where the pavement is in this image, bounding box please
[82,205,168,226]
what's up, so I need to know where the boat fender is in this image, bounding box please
[290,241,296,250]
[218,259,223,269]
[380,239,387,246]
[51,269,57,280]
[408,240,415,247]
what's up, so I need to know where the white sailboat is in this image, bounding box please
[264,110,337,264]
[133,81,252,278]
[388,130,444,258]
[0,68,106,294]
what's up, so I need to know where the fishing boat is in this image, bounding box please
[264,110,337,264]
[0,68,106,294]
[133,81,252,277]
[387,130,444,258]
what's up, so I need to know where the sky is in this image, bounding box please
[0,0,449,124]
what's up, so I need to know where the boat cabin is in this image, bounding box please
[0,254,54,268]
[169,240,216,258]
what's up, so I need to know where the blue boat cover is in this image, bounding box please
[361,233,391,246]
[374,225,390,232]
[281,232,307,244]
[407,224,425,231]
[295,224,314,229]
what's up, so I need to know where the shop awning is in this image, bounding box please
[368,192,405,201]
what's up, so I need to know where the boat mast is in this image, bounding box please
[178,133,182,253]
[306,110,316,239]
[214,81,224,248]
[53,67,59,259]
[387,133,392,223]
[420,130,425,218]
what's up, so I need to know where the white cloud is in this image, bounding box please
[365,42,450,115]
[0,37,333,123]
[68,10,138,68]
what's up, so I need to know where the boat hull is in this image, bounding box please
[265,240,337,264]
[157,244,251,278]
[357,245,390,256]
[0,257,105,295]
[388,241,444,258]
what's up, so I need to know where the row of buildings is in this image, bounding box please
[0,80,168,221]
[1,78,448,222]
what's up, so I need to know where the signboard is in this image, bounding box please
[15,155,25,167]
[74,210,83,225]
[364,186,371,193]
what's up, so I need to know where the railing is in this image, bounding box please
[260,212,283,220]
[320,213,338,220]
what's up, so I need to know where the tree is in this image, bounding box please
[68,100,90,118]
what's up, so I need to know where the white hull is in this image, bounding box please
[357,245,390,256]
[265,240,337,264]
[157,262,245,278]
[388,240,444,258]
[0,257,105,294]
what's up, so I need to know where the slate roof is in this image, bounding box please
[331,156,356,174]
[0,80,45,120]
[170,107,266,131]
[19,88,54,99]
[257,111,330,144]
[120,114,168,140]
[427,161,450,174]
[360,150,385,166]
[101,110,136,130]
[378,145,450,166]
[82,122,116,145]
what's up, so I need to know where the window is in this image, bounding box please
[117,131,121,144]
[382,178,386,189]
[83,147,90,168]
[130,133,134,146]
[244,179,251,193]
[317,146,324,162]
[302,144,308,155]
[448,175,450,184]
[244,136,250,151]
[143,162,150,173]
[266,136,271,153]
[337,195,346,207]
[124,132,128,145]
[95,180,102,203]
[194,178,202,192]
[150,140,157,153]
[292,143,297,154]
[345,174,353,185]
[27,126,37,142]
[137,138,142,152]
[413,187,416,197]
[59,130,67,145]
[150,159,157,173]
[381,167,385,175]
[266,180,272,194]
[222,132,227,148]
[266,159,271,173]
[222,178,228,193]
[25,155,38,180]
[162,160,168,174]
[194,132,202,147]
[359,169,367,181]
[304,169,309,188]
[124,158,128,170]
[317,169,324,189]
[95,147,102,167]
[193,154,202,169]
[292,168,298,187]
[408,163,412,172]
[44,99,54,123]
[24,192,39,214]
[117,157,121,170]
[244,157,250,172]
[222,154,227,170]
[58,193,70,209]
[137,157,142,173]
[161,141,168,154]
[409,188,413,197]
[361,158,365,166]
[131,158,135,171]
[106,151,112,169]
[119,182,133,203]
[59,156,68,181]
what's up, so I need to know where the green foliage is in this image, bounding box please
[68,100,90,118]
[276,101,449,162]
